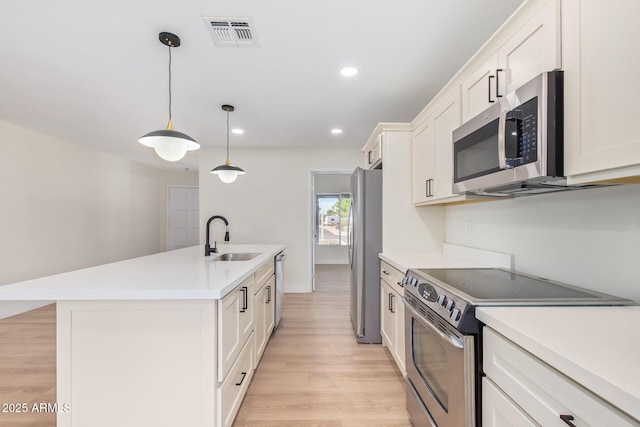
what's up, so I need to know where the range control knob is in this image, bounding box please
[450,308,461,321]
[411,277,418,287]
[436,295,447,306]
[445,299,455,311]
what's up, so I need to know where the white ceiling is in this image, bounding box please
[0,0,524,171]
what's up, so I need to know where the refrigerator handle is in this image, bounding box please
[347,201,353,267]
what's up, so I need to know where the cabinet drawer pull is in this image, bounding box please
[488,75,495,103]
[382,270,390,276]
[559,415,576,427]
[235,372,247,386]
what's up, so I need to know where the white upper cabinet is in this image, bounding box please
[563,0,640,183]
[412,88,464,205]
[411,118,435,204]
[461,56,499,123]
[497,0,561,94]
[432,89,463,200]
[362,132,383,169]
[462,0,561,122]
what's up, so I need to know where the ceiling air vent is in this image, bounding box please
[203,17,259,47]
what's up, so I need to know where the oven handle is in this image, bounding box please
[403,297,464,349]
[497,110,507,170]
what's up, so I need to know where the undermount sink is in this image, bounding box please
[212,252,261,261]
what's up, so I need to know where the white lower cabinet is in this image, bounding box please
[380,261,406,375]
[483,327,638,426]
[254,275,275,363]
[218,275,254,380]
[483,377,537,427]
[218,333,254,427]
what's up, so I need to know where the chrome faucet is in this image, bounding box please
[205,215,230,256]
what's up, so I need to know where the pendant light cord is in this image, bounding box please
[168,45,172,122]
[226,110,230,159]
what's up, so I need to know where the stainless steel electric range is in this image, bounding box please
[401,267,633,427]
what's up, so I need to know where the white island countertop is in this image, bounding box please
[477,306,640,422]
[0,244,284,301]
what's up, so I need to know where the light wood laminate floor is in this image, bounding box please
[0,264,410,427]
[233,264,411,427]
[0,303,56,427]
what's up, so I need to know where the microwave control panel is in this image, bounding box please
[506,97,538,167]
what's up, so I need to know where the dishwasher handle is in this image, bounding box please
[276,252,287,262]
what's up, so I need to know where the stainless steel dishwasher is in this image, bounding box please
[274,251,286,329]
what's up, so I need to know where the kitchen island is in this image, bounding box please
[0,244,285,427]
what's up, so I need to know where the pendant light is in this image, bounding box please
[138,32,200,162]
[211,105,246,183]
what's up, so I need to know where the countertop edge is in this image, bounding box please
[477,307,640,422]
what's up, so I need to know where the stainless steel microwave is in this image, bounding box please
[452,71,565,197]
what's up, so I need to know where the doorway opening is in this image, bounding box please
[309,170,352,291]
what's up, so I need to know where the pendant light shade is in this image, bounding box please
[138,32,199,162]
[211,105,245,183]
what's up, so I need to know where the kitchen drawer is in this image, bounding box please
[218,333,254,427]
[380,261,404,295]
[483,377,537,427]
[483,327,638,426]
[255,260,274,291]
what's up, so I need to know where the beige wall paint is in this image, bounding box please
[199,147,362,292]
[0,121,190,317]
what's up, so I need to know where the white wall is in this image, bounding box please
[314,172,351,265]
[0,120,185,318]
[445,184,640,302]
[199,147,362,292]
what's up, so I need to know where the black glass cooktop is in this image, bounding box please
[416,268,607,301]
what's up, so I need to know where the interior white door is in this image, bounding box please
[167,186,199,250]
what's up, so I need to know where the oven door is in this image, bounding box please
[404,297,476,427]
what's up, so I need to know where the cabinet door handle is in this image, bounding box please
[390,293,395,313]
[368,150,373,164]
[425,179,434,198]
[559,415,576,427]
[266,285,271,304]
[235,372,247,386]
[496,68,503,98]
[488,75,495,103]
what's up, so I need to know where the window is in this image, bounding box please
[316,193,351,245]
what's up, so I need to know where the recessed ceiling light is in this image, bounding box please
[331,129,343,134]
[340,67,358,77]
[231,128,244,135]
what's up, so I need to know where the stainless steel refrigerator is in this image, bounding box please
[348,167,382,344]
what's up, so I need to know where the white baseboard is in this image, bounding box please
[0,301,53,320]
